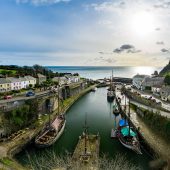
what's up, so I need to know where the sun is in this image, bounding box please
[129,11,155,37]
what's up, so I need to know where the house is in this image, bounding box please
[19,77,29,89]
[141,77,164,91]
[160,86,170,101]
[25,76,36,87]
[7,77,22,90]
[65,75,80,84]
[52,77,68,86]
[36,74,47,85]
[0,78,11,92]
[132,74,150,90]
[151,85,162,94]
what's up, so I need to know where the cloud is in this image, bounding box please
[155,27,161,31]
[113,44,141,53]
[156,41,164,45]
[16,0,70,5]
[87,1,126,12]
[153,1,170,9]
[98,51,113,55]
[161,48,169,53]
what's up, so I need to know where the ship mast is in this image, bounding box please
[58,77,60,115]
[128,98,131,136]
[84,113,88,154]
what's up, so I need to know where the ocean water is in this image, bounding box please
[47,66,162,80]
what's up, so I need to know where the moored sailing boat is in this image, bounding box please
[35,78,66,148]
[35,114,66,148]
[107,70,115,102]
[116,98,142,154]
[116,119,141,154]
[72,115,100,169]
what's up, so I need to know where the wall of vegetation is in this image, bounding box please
[131,103,170,142]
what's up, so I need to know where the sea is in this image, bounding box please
[47,66,162,80]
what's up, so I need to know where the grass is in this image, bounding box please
[0,69,17,74]
[0,158,13,166]
[25,150,140,170]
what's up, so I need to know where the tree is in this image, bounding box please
[153,70,158,76]
[164,74,170,85]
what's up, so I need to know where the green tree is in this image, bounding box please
[164,74,170,85]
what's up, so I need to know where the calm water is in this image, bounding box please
[47,66,161,79]
[16,87,151,169]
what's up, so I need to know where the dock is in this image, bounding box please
[72,134,100,170]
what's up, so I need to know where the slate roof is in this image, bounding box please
[0,78,11,84]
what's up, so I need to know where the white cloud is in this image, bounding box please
[16,0,71,5]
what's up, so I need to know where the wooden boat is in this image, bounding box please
[35,78,66,148]
[117,122,142,154]
[72,116,100,169]
[116,96,142,154]
[35,114,66,148]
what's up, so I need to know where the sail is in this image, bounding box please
[119,119,128,127]
[51,118,62,131]
[121,126,136,137]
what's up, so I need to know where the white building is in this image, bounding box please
[132,74,150,90]
[52,77,68,86]
[65,75,80,83]
[160,86,170,101]
[25,76,36,87]
[141,77,164,91]
[19,77,29,89]
[7,77,22,90]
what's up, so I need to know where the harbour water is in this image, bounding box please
[47,66,161,79]
[16,87,152,169]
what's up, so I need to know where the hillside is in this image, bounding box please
[159,61,170,76]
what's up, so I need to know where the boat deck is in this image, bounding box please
[72,134,100,169]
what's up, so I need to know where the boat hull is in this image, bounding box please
[117,130,142,154]
[35,120,66,148]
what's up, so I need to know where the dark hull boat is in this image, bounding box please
[35,115,66,148]
[117,119,142,154]
[112,102,120,116]
[107,90,115,102]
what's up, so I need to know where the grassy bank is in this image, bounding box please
[25,150,139,170]
[131,103,170,160]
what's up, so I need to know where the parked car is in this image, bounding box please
[4,95,12,99]
[26,91,35,97]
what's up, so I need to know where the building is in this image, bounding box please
[151,85,162,94]
[25,76,36,87]
[19,77,29,89]
[36,74,47,85]
[132,74,150,90]
[52,77,68,86]
[160,86,170,101]
[0,78,11,92]
[7,77,22,90]
[141,77,164,91]
[65,75,80,84]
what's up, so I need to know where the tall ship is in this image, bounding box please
[116,119,141,154]
[107,70,115,102]
[116,98,142,154]
[35,78,66,148]
[72,115,100,169]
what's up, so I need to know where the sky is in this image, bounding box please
[0,0,170,66]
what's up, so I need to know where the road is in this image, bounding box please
[116,87,170,118]
[126,86,170,112]
[0,90,51,105]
